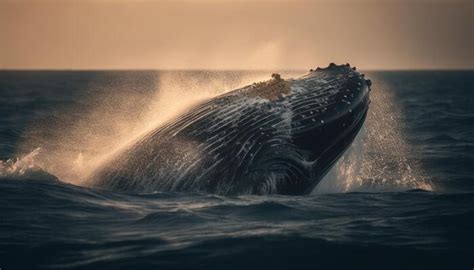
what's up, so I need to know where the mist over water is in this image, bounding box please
[12,71,286,186]
[0,70,473,269]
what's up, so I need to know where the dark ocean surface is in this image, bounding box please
[0,70,473,269]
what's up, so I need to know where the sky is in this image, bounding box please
[0,0,472,70]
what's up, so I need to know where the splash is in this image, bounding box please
[0,148,57,181]
[314,74,434,193]
[16,71,279,186]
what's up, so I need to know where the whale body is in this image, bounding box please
[91,64,371,195]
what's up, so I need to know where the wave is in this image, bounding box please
[1,179,471,270]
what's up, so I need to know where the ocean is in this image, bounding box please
[0,70,473,269]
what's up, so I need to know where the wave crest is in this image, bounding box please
[0,148,58,182]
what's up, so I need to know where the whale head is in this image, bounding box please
[221,63,371,194]
[272,63,371,194]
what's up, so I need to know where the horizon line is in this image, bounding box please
[1,67,473,72]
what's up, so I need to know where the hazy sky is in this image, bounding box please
[1,0,472,70]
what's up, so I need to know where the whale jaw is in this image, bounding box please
[91,64,371,195]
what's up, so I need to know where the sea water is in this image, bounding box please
[0,70,473,269]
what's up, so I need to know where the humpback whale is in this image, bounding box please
[91,63,372,195]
